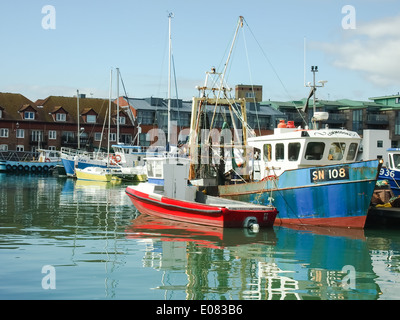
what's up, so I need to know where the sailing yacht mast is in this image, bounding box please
[107,69,112,166]
[77,89,80,150]
[116,67,120,144]
[167,12,173,151]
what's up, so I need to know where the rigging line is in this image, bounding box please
[242,18,308,125]
[241,26,261,136]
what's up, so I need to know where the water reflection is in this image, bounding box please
[1,174,400,300]
[127,214,386,300]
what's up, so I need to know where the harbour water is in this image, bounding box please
[1,173,400,300]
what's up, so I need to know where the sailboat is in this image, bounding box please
[75,70,114,182]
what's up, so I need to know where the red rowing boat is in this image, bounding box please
[125,183,278,229]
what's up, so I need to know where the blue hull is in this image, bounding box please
[379,167,400,196]
[61,158,75,177]
[218,159,380,228]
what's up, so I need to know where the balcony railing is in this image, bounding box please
[366,114,389,124]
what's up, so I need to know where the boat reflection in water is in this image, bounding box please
[126,213,382,300]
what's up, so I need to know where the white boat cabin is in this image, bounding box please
[249,127,361,179]
[386,148,400,172]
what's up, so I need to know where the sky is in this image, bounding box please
[0,0,399,103]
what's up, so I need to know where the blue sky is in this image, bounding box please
[1,0,399,103]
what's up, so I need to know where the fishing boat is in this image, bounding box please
[125,162,277,230]
[378,148,400,196]
[185,17,381,229]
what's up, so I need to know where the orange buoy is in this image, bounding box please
[278,120,287,128]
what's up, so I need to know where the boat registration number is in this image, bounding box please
[310,166,349,182]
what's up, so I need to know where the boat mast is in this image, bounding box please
[77,89,80,150]
[107,69,113,166]
[116,67,120,144]
[167,12,174,151]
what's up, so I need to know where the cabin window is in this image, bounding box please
[275,143,284,161]
[328,142,345,160]
[263,144,272,161]
[346,143,358,161]
[288,142,301,161]
[305,142,325,160]
[393,154,400,168]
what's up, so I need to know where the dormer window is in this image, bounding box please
[119,116,126,124]
[19,104,37,120]
[81,108,98,124]
[24,111,35,120]
[51,106,68,122]
[56,113,66,121]
[87,115,96,123]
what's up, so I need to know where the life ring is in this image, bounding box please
[114,155,122,163]
[45,158,51,162]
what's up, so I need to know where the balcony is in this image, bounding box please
[366,114,389,125]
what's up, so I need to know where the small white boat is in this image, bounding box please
[75,166,112,182]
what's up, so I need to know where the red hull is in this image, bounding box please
[125,186,277,228]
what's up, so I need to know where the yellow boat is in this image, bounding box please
[75,166,112,182]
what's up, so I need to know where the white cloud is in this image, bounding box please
[314,14,400,87]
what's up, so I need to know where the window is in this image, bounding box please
[346,143,358,161]
[109,133,116,141]
[396,112,400,135]
[119,116,126,124]
[0,110,2,118]
[288,142,301,161]
[275,143,284,161]
[56,113,66,121]
[138,111,155,125]
[328,142,345,160]
[16,145,24,152]
[16,129,24,138]
[0,128,9,138]
[63,131,75,142]
[24,111,35,120]
[245,92,255,99]
[95,132,102,141]
[263,144,272,161]
[305,142,325,160]
[31,130,43,142]
[86,115,96,123]
[49,130,57,140]
[377,140,383,148]
[396,97,400,104]
[0,144,8,151]
[48,146,56,151]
